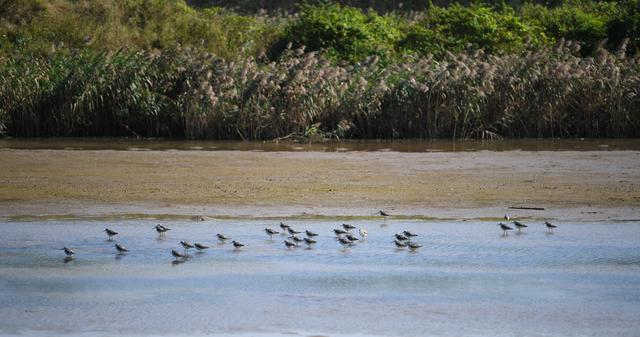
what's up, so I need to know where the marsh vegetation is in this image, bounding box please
[1,0,638,139]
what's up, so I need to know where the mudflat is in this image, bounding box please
[1,147,639,220]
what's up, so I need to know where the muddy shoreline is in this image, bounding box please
[1,148,639,221]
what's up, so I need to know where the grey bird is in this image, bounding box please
[62,247,75,256]
[338,236,353,246]
[232,240,244,249]
[194,243,209,250]
[287,227,301,235]
[408,242,422,251]
[498,223,513,235]
[303,237,317,246]
[171,249,185,260]
[345,234,359,242]
[342,223,356,231]
[289,235,304,243]
[305,230,318,237]
[504,214,510,221]
[545,221,557,232]
[334,228,348,236]
[180,240,194,252]
[513,221,528,231]
[379,210,390,217]
[105,228,118,240]
[395,233,409,241]
[284,239,297,248]
[279,222,290,231]
[155,224,171,234]
[115,243,129,253]
[217,233,230,242]
[394,240,408,248]
[403,230,418,238]
[265,228,279,239]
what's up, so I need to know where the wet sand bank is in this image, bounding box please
[1,148,639,221]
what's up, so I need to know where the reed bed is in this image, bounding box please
[1,40,638,139]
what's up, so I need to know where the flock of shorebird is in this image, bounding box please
[59,211,557,261]
[498,214,558,235]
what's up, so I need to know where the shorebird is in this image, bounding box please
[265,228,279,239]
[232,240,244,249]
[171,249,185,260]
[305,230,318,237]
[498,223,513,235]
[545,221,557,232]
[62,247,75,256]
[289,235,304,243]
[333,228,348,236]
[394,239,408,248]
[279,222,290,231]
[513,221,528,231]
[338,236,353,247]
[284,239,297,249]
[287,227,301,235]
[115,243,129,253]
[180,240,194,253]
[345,234,359,242]
[155,224,171,235]
[504,214,510,221]
[379,210,390,217]
[395,233,409,241]
[194,243,209,251]
[408,242,422,251]
[342,223,356,231]
[303,237,317,247]
[403,230,418,238]
[105,228,118,240]
[359,228,368,237]
[217,233,230,242]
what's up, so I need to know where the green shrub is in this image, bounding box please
[281,3,402,62]
[522,1,618,55]
[400,4,547,56]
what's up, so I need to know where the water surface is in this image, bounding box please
[1,220,639,336]
[2,138,639,152]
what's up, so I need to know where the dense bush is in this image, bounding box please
[279,3,402,62]
[400,4,548,56]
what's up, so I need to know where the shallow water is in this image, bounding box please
[1,220,639,337]
[2,138,640,152]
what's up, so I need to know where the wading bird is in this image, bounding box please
[105,228,118,240]
[545,221,557,232]
[265,228,279,239]
[180,240,194,253]
[498,223,513,235]
[115,243,129,253]
[342,223,356,231]
[513,221,528,232]
[62,247,75,256]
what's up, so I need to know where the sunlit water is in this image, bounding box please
[1,220,639,337]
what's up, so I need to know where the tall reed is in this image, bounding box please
[1,40,638,139]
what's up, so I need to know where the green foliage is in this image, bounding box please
[400,4,547,56]
[521,1,617,54]
[281,3,402,62]
[0,0,283,59]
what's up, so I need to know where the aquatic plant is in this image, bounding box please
[1,39,638,139]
